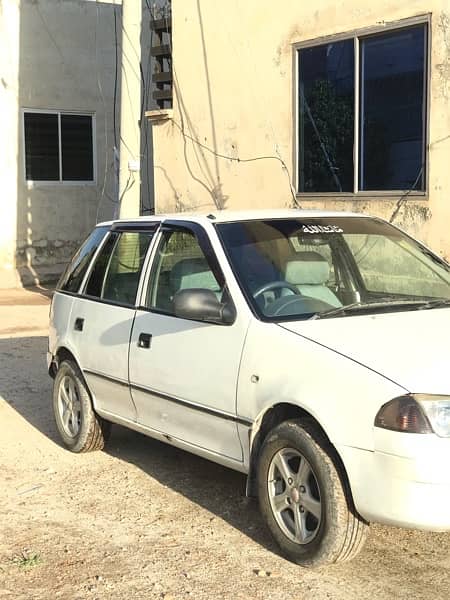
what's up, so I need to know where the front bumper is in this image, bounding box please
[338,429,450,531]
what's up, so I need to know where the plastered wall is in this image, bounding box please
[150,0,450,259]
[0,0,120,287]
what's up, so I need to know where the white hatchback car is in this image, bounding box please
[48,210,450,566]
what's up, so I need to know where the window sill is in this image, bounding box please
[25,180,97,188]
[296,191,428,201]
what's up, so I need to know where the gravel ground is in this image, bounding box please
[0,287,449,600]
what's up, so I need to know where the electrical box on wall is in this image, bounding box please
[128,159,140,172]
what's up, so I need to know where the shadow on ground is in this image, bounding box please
[0,335,277,555]
[0,336,58,442]
[107,424,277,554]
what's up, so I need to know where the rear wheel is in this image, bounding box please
[257,420,368,567]
[53,359,110,452]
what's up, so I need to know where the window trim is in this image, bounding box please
[79,230,157,307]
[292,13,431,198]
[140,220,234,320]
[22,107,97,185]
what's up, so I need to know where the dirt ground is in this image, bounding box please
[0,287,449,600]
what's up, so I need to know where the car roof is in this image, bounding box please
[97,209,372,228]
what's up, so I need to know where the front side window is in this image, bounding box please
[217,218,450,321]
[24,111,94,181]
[84,231,153,306]
[147,229,223,315]
[298,23,427,193]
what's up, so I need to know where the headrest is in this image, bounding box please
[285,252,330,285]
[170,257,219,292]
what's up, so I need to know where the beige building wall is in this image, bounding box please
[0,0,121,288]
[150,0,450,259]
[0,0,21,288]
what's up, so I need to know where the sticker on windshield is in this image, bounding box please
[301,224,343,234]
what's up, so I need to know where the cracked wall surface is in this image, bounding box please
[0,0,120,288]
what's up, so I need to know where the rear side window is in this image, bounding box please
[84,232,119,297]
[84,231,154,306]
[57,226,109,293]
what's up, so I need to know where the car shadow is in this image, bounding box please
[0,335,60,443]
[106,424,279,555]
[0,335,278,556]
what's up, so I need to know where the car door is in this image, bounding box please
[69,224,158,421]
[129,221,250,462]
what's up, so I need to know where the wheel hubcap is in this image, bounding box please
[57,375,81,438]
[268,447,321,545]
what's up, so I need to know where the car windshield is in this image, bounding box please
[216,217,450,321]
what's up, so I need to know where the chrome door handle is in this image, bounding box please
[138,332,152,349]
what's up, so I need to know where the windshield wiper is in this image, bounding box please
[417,298,450,310]
[311,297,445,320]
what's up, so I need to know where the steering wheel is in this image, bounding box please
[253,280,301,299]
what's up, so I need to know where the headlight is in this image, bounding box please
[414,395,450,438]
[375,394,450,438]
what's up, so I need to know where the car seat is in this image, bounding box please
[284,251,342,307]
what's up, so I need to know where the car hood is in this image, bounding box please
[279,307,450,394]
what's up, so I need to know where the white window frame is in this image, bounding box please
[293,14,431,198]
[22,108,97,186]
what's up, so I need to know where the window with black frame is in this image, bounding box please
[24,111,94,182]
[298,23,427,194]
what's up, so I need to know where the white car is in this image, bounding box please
[48,210,450,566]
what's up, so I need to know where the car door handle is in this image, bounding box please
[138,333,152,349]
[74,318,84,332]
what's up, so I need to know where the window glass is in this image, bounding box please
[147,230,221,314]
[102,232,153,305]
[84,233,118,298]
[24,113,59,180]
[57,226,109,293]
[217,218,450,321]
[297,23,427,193]
[345,234,448,296]
[290,237,336,288]
[61,115,94,181]
[298,40,355,193]
[360,26,425,190]
[24,111,94,182]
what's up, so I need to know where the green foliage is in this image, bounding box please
[12,551,42,569]
[301,79,354,193]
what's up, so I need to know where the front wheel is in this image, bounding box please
[53,359,110,452]
[257,420,368,567]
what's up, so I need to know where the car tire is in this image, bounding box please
[53,359,111,453]
[257,419,368,567]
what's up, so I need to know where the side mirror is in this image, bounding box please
[173,289,236,325]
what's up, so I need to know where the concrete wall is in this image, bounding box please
[150,0,450,259]
[0,0,122,287]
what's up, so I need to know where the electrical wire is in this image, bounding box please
[140,6,156,214]
[389,166,424,223]
[170,117,298,206]
[119,172,136,204]
[113,6,119,148]
[151,1,298,208]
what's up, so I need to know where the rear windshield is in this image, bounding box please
[217,217,450,321]
[57,226,109,293]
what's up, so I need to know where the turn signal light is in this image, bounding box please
[374,396,433,434]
